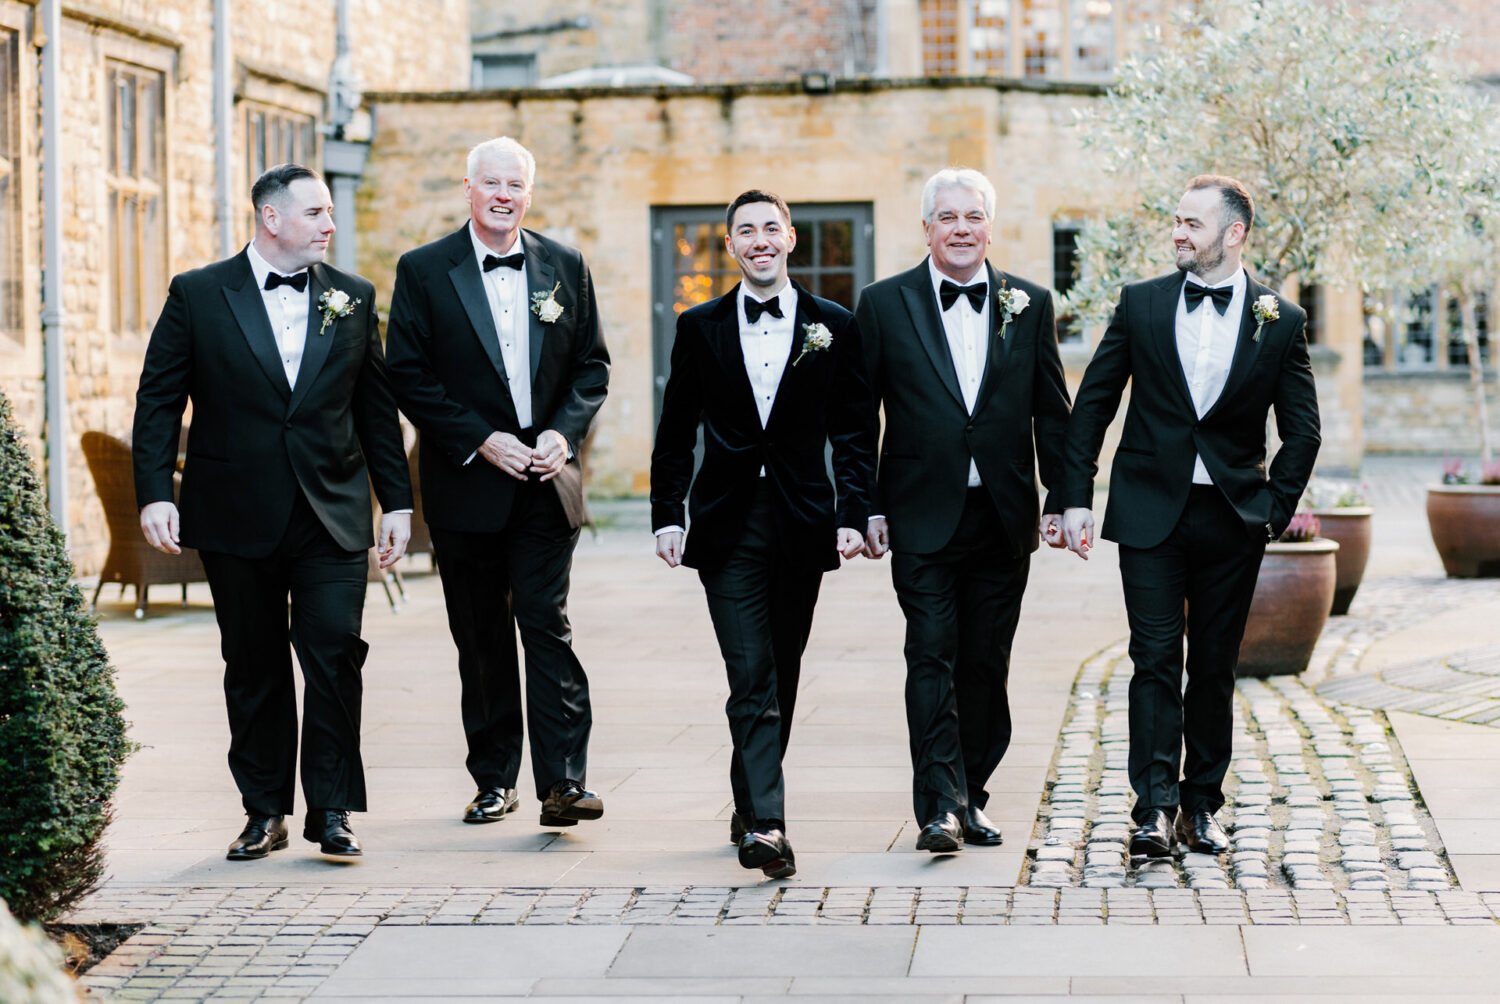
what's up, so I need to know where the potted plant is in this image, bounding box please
[1427,459,1500,577]
[1305,479,1373,614]
[1236,512,1339,678]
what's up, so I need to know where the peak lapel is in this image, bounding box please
[447,242,510,387]
[1204,271,1271,420]
[899,269,965,410]
[973,263,1014,412]
[286,264,335,418]
[702,284,761,423]
[1149,271,1197,416]
[222,254,292,402]
[766,284,813,431]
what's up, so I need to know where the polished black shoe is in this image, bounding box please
[915,812,964,853]
[729,810,753,846]
[226,814,288,861]
[539,779,604,827]
[963,805,1004,846]
[738,826,796,879]
[1129,808,1177,859]
[463,786,519,824]
[1175,808,1230,855]
[303,809,362,856]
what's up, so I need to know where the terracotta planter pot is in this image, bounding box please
[1427,485,1500,577]
[1236,539,1338,678]
[1310,506,1372,615]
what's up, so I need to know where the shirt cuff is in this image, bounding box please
[383,509,413,515]
[868,514,885,523]
[654,525,685,537]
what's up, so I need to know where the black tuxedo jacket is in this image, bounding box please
[650,281,877,573]
[384,226,610,532]
[1058,269,1321,547]
[132,252,412,557]
[855,260,1071,557]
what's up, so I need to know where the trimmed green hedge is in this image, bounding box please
[0,392,131,922]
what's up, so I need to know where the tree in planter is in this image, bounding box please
[0,391,132,922]
[1065,0,1472,319]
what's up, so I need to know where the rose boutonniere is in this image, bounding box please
[531,282,564,323]
[793,322,833,366]
[996,281,1031,340]
[1252,294,1279,342]
[317,288,361,335]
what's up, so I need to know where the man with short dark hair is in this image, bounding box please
[1059,174,1320,860]
[134,163,412,860]
[651,189,876,878]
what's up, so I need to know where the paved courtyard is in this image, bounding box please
[64,457,1500,1000]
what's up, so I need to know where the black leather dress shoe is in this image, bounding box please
[539,779,604,826]
[1175,808,1230,854]
[226,814,288,861]
[1129,808,1177,858]
[463,786,519,824]
[303,809,362,856]
[963,805,1004,846]
[915,812,964,853]
[729,810,753,846]
[738,826,796,879]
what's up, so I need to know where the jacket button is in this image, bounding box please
[965,424,975,434]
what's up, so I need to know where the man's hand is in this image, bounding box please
[1039,513,1065,548]
[1062,507,1094,560]
[377,512,412,569]
[656,530,684,568]
[140,500,182,554]
[530,429,569,482]
[837,527,864,559]
[477,431,532,480]
[864,516,889,559]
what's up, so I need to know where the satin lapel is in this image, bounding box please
[447,251,509,385]
[524,232,555,384]
[766,286,813,431]
[1204,272,1271,420]
[702,285,760,422]
[973,263,1013,413]
[287,264,335,418]
[899,276,964,410]
[222,258,292,402]
[1150,272,1197,415]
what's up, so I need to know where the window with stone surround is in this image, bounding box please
[0,29,20,343]
[921,0,961,75]
[106,61,166,344]
[238,102,319,244]
[1052,220,1083,344]
[921,0,1121,78]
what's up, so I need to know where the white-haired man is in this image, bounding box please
[385,137,611,828]
[854,168,1070,852]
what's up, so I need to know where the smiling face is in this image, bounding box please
[925,184,991,283]
[258,176,335,272]
[464,149,532,252]
[1173,186,1244,281]
[725,199,796,294]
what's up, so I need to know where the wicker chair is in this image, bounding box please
[81,430,208,619]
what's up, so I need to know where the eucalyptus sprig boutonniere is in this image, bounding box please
[1252,294,1279,342]
[996,280,1031,340]
[793,322,833,366]
[317,288,361,335]
[531,282,564,323]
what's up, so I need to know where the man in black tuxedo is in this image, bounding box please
[134,164,412,860]
[385,137,610,828]
[650,190,876,879]
[1059,175,1320,859]
[856,169,1071,853]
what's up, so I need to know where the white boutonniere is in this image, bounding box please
[793,322,833,366]
[317,288,361,335]
[1252,294,1279,342]
[996,281,1031,340]
[530,282,564,323]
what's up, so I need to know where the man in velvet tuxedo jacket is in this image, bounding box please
[1060,175,1320,860]
[650,190,876,879]
[856,169,1071,854]
[385,137,610,829]
[133,164,413,861]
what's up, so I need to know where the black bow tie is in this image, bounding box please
[939,280,986,312]
[1184,282,1233,315]
[744,296,783,324]
[264,271,308,292]
[483,252,525,272]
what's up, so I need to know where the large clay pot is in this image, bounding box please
[1310,506,1372,614]
[1427,485,1500,577]
[1236,539,1338,678]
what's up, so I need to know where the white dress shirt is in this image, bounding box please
[246,242,311,388]
[930,258,989,488]
[470,223,532,429]
[1176,268,1247,485]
